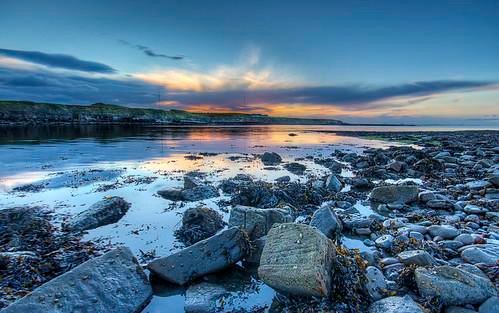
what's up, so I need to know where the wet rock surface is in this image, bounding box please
[63,196,130,232]
[148,227,250,285]
[175,206,225,245]
[415,266,497,306]
[2,130,499,312]
[0,207,98,308]
[1,247,152,313]
[228,205,292,239]
[258,223,335,297]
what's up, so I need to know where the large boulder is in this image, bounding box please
[260,152,282,166]
[148,227,250,285]
[370,185,419,204]
[415,266,496,306]
[369,296,424,313]
[1,247,152,313]
[310,206,342,239]
[175,207,225,245]
[228,205,292,239]
[258,223,335,297]
[63,196,130,232]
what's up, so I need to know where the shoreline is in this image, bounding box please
[0,129,498,312]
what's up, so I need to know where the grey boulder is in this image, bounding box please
[148,227,250,285]
[369,296,424,313]
[325,175,342,192]
[228,205,292,239]
[415,266,496,306]
[370,185,419,204]
[63,196,130,232]
[428,225,460,239]
[310,206,342,240]
[397,250,434,266]
[461,244,499,265]
[365,266,387,300]
[258,223,335,297]
[1,247,152,313]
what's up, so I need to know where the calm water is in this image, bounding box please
[0,124,491,312]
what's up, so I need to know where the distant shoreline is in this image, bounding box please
[0,100,349,126]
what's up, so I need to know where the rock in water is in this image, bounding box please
[260,152,282,165]
[310,206,342,239]
[369,296,424,313]
[228,205,292,239]
[415,266,496,306]
[63,196,130,231]
[370,185,419,204]
[181,185,220,201]
[148,227,250,285]
[325,175,342,192]
[157,188,184,201]
[175,207,225,245]
[258,223,335,297]
[184,282,226,313]
[284,162,306,175]
[1,247,152,313]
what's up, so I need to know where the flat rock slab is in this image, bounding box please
[228,205,292,239]
[415,266,496,306]
[370,185,419,204]
[148,227,250,285]
[1,247,152,313]
[258,223,335,297]
[64,196,130,232]
[369,296,424,313]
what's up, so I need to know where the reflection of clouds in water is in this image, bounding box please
[0,171,48,192]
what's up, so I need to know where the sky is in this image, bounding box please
[0,0,498,124]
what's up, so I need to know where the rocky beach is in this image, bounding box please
[0,127,498,313]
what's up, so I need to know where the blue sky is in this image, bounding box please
[1,0,498,124]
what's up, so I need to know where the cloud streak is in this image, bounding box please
[119,40,184,60]
[0,51,497,122]
[162,80,496,108]
[0,66,157,105]
[0,48,116,73]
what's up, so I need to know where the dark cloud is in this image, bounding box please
[119,40,184,60]
[0,48,116,74]
[0,66,158,105]
[0,61,495,112]
[163,80,496,108]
